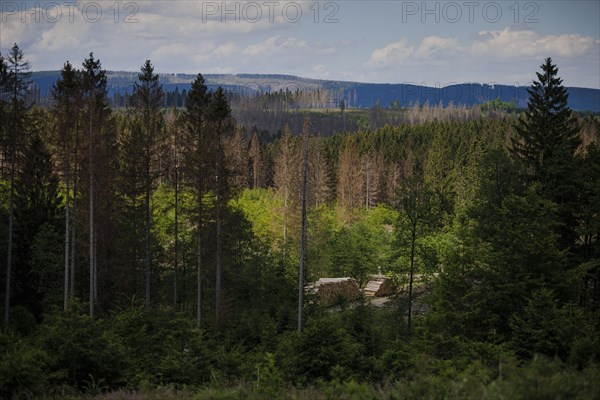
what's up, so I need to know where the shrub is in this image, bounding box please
[36,309,126,389]
[277,315,362,385]
[0,330,48,398]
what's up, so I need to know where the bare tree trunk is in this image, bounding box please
[4,62,19,326]
[145,170,151,308]
[298,129,309,333]
[182,247,187,311]
[4,129,15,325]
[365,159,370,209]
[283,191,288,260]
[173,160,179,311]
[70,151,77,301]
[196,184,203,328]
[215,126,224,329]
[407,222,416,334]
[89,111,95,318]
[93,236,97,307]
[215,173,222,328]
[63,158,70,310]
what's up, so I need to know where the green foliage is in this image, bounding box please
[509,288,576,359]
[232,188,283,245]
[109,307,211,387]
[82,374,109,396]
[492,356,600,400]
[29,222,63,309]
[255,352,284,398]
[37,308,127,388]
[0,56,599,398]
[328,222,379,286]
[513,57,582,249]
[277,315,362,385]
[0,330,48,398]
[154,317,210,386]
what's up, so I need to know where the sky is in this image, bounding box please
[1,1,599,88]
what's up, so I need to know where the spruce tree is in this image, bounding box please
[131,60,164,308]
[512,57,581,248]
[3,44,30,325]
[513,58,580,177]
[207,87,232,328]
[53,61,82,310]
[14,117,63,317]
[273,125,297,260]
[184,73,211,327]
[81,53,110,317]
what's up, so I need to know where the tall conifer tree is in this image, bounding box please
[131,60,164,308]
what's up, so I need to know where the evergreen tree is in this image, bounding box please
[115,114,146,301]
[248,131,264,189]
[165,109,183,310]
[224,127,248,189]
[52,61,82,310]
[3,43,30,325]
[512,57,581,248]
[578,141,600,310]
[308,134,331,208]
[273,125,298,258]
[429,149,568,341]
[184,73,211,327]
[0,53,7,147]
[297,119,310,332]
[337,138,363,213]
[207,87,232,328]
[14,113,63,317]
[131,60,164,308]
[81,53,110,317]
[396,161,437,334]
[513,58,580,179]
[509,287,571,359]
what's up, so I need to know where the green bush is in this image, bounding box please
[108,307,213,388]
[277,315,362,385]
[36,308,126,389]
[0,330,48,398]
[155,317,211,386]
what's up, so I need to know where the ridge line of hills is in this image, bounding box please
[29,71,600,112]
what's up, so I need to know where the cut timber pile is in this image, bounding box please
[308,278,361,307]
[363,277,395,297]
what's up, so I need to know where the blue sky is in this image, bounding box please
[1,1,599,88]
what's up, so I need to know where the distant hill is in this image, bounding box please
[30,71,600,112]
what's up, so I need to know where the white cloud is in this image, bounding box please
[214,43,237,58]
[363,27,599,86]
[150,43,195,59]
[471,28,597,59]
[366,39,414,68]
[1,2,597,89]
[414,36,462,59]
[368,28,597,69]
[311,64,330,79]
[243,36,308,57]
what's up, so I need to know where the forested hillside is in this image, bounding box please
[1,45,600,399]
[30,70,600,112]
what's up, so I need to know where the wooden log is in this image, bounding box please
[363,277,395,297]
[308,278,361,307]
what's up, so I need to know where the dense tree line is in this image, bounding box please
[1,46,599,397]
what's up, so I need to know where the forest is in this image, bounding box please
[1,43,600,399]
